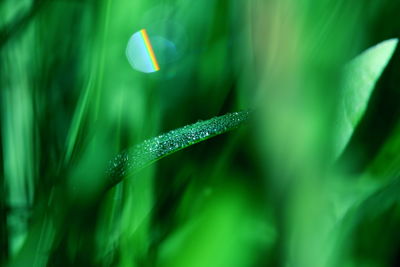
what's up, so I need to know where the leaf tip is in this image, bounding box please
[375,38,398,61]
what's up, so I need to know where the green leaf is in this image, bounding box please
[334,39,398,158]
[106,111,250,188]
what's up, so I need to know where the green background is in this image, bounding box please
[1,0,400,266]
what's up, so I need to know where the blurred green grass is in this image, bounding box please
[1,0,400,266]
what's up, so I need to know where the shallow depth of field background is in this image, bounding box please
[1,0,400,266]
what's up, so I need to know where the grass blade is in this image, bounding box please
[334,38,398,158]
[106,111,250,188]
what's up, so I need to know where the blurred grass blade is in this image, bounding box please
[106,111,250,188]
[0,0,49,48]
[64,76,93,164]
[338,178,400,243]
[334,38,398,158]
